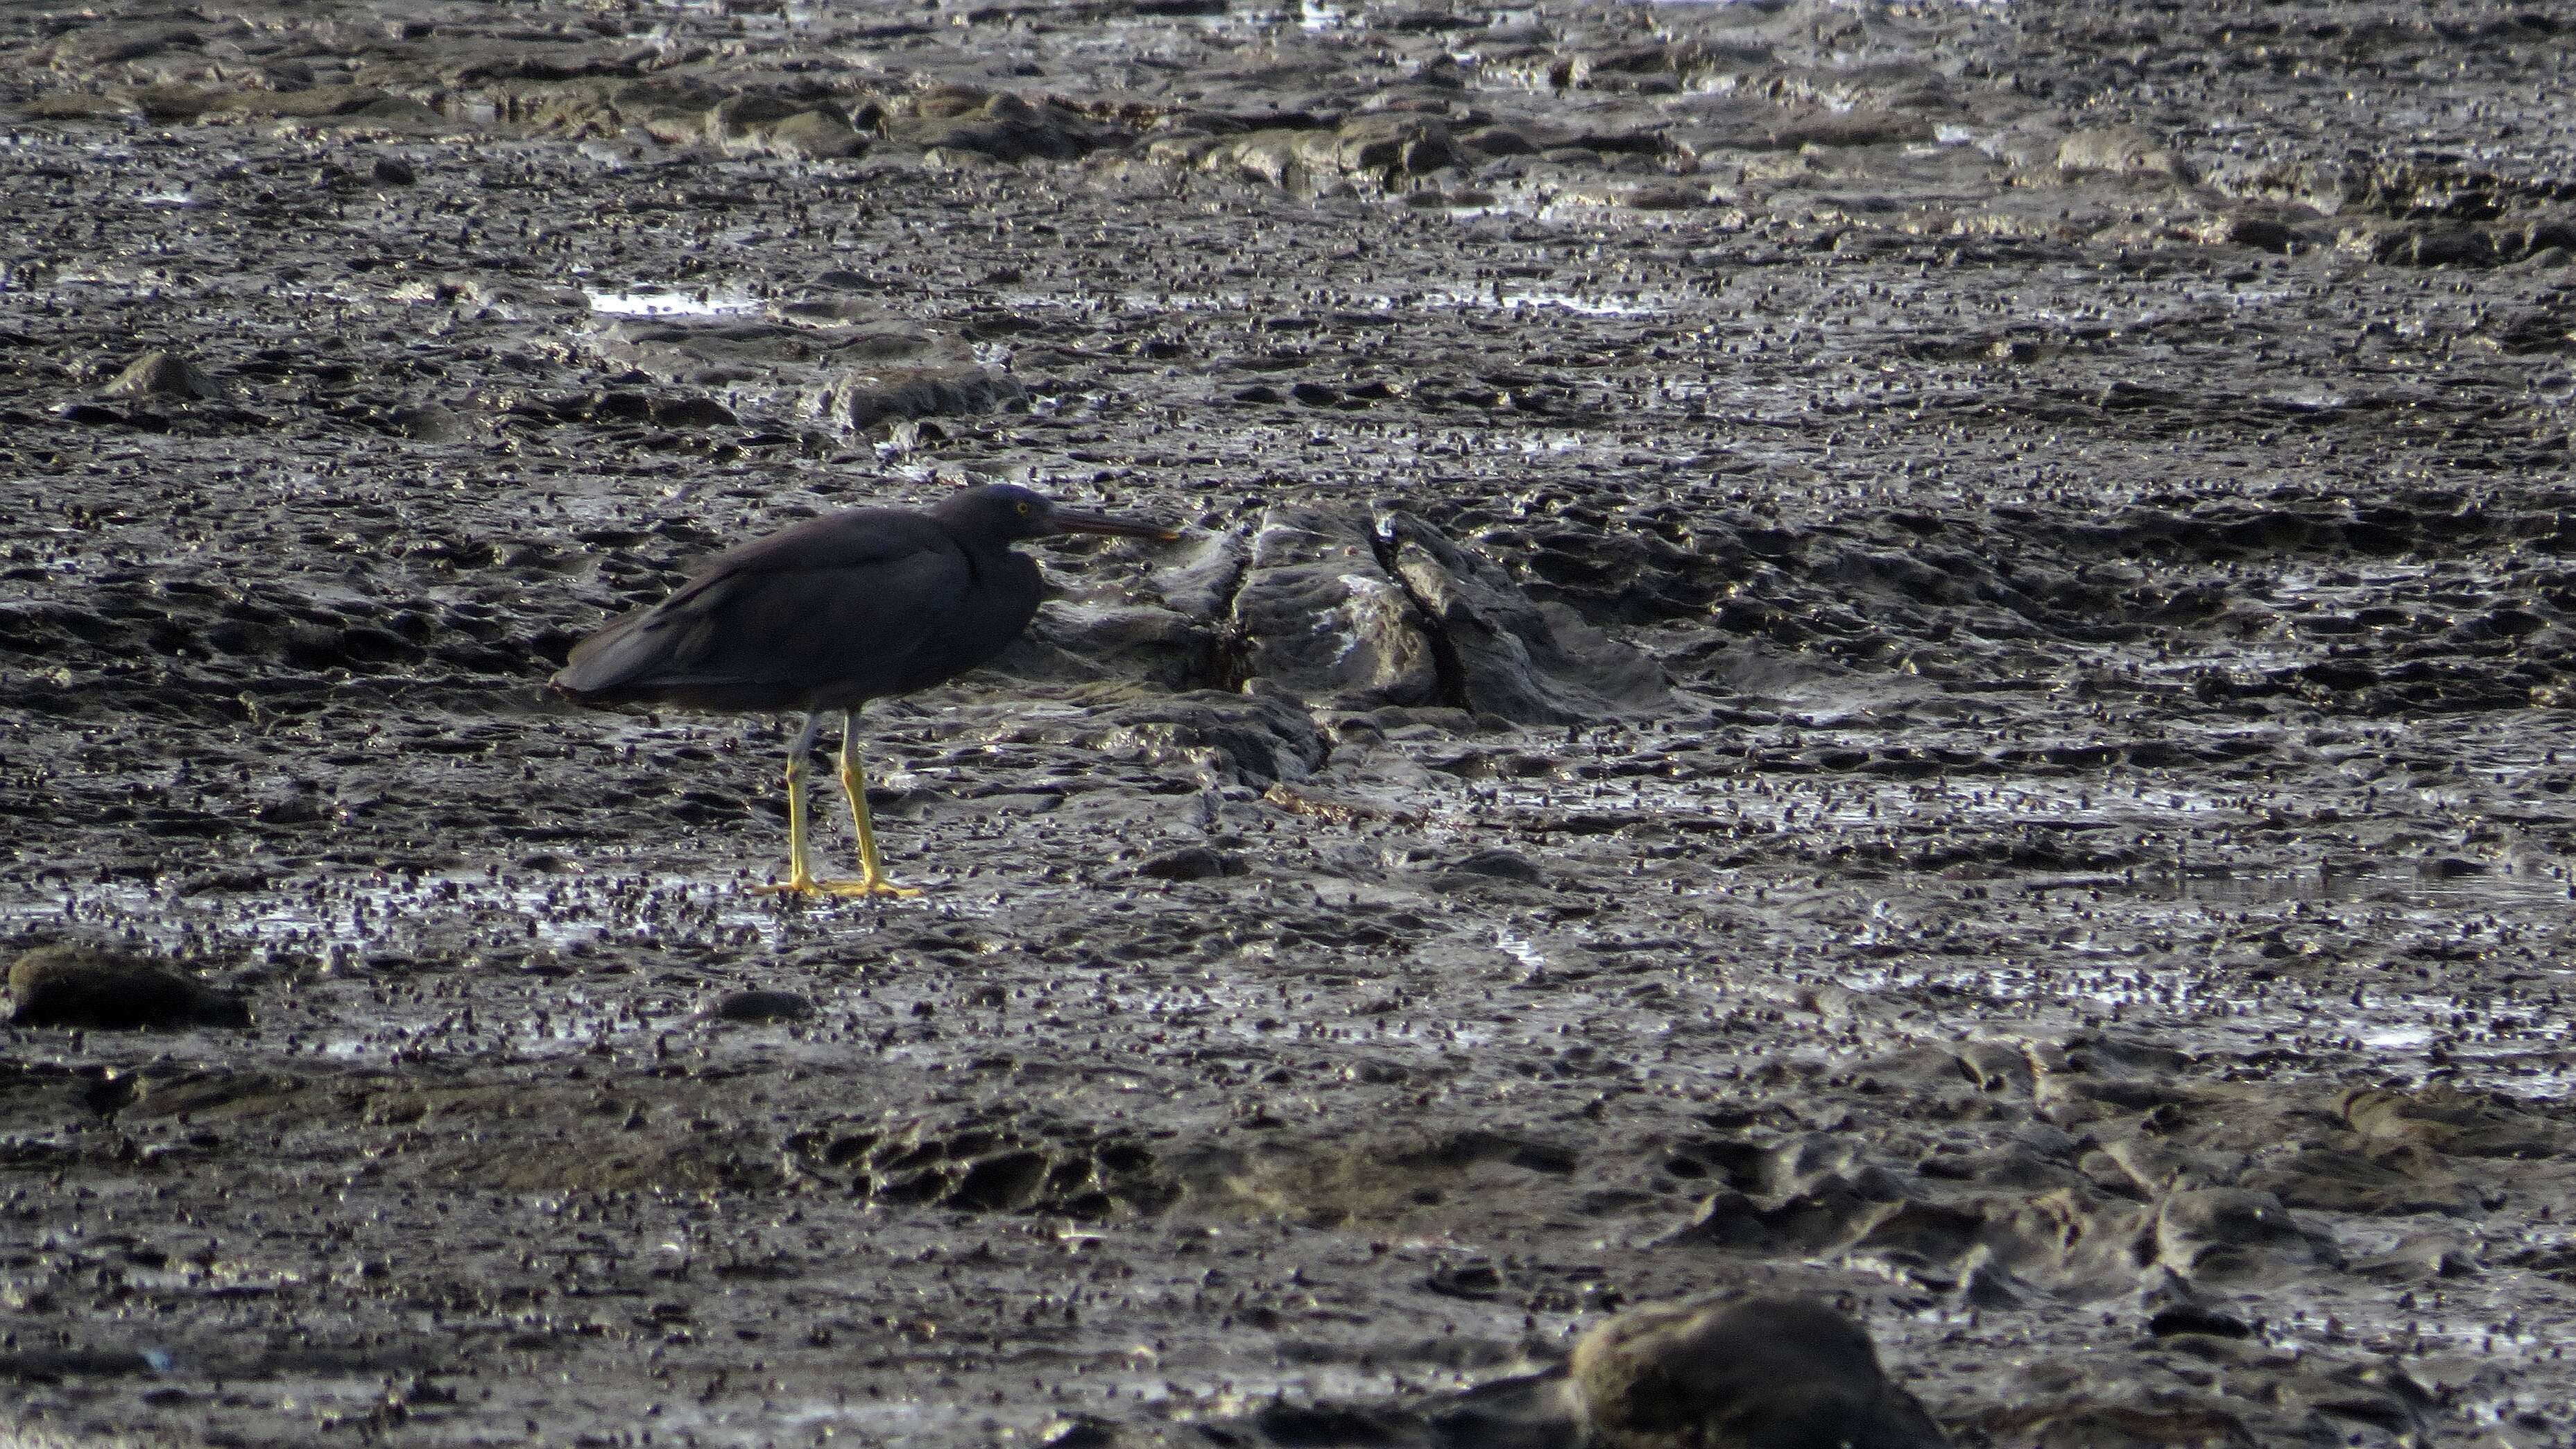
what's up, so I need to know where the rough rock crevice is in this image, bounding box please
[1218,506,1669,725]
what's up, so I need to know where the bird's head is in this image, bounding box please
[938,483,1178,545]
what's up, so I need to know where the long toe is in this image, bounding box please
[814,877,923,899]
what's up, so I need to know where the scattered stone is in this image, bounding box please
[1379,511,1672,724]
[707,92,868,160]
[103,350,218,400]
[880,88,1108,162]
[7,944,250,1031]
[1226,506,1440,711]
[1443,848,1543,883]
[1571,1293,1950,1449]
[2055,126,2190,180]
[370,154,416,186]
[1134,845,1242,881]
[702,988,813,1023]
[807,366,1023,430]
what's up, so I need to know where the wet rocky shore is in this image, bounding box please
[3,0,2575,1443]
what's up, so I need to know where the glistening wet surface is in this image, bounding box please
[4,0,2576,1444]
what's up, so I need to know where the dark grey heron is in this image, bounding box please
[552,484,1176,896]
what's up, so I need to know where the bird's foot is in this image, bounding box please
[752,871,920,900]
[809,875,922,900]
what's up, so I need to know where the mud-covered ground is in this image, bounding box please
[3,0,2576,1444]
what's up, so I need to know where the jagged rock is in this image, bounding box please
[103,350,218,400]
[1571,1293,1951,1449]
[1226,506,1440,711]
[2055,126,2190,180]
[1088,692,1327,785]
[1006,602,1214,688]
[881,88,1109,162]
[1379,511,1670,724]
[701,988,813,1023]
[2154,1187,2336,1281]
[1197,113,1458,193]
[707,92,868,160]
[806,366,1023,429]
[7,944,250,1030]
[1134,846,1243,881]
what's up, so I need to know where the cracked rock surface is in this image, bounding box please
[3,0,2576,1445]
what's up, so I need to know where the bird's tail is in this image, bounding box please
[549,608,660,701]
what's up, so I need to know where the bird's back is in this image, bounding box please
[552,508,1044,714]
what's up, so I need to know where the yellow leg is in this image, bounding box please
[831,713,919,898]
[750,712,918,899]
[751,717,827,897]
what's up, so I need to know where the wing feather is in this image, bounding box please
[552,511,972,710]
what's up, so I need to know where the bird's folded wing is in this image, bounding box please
[599,545,964,695]
[557,510,970,700]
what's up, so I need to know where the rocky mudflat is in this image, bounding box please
[3,0,2575,1444]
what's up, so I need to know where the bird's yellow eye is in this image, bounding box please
[1016,502,1031,515]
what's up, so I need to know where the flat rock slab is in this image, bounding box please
[1380,511,1671,724]
[6,945,249,1030]
[1571,1294,1950,1449]
[1228,505,1441,711]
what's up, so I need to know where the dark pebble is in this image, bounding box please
[103,350,218,400]
[1450,848,1544,882]
[1135,846,1243,881]
[1037,1415,1120,1448]
[704,988,814,1023]
[7,944,251,1031]
[1572,1294,1950,1449]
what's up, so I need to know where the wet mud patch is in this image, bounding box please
[7,0,2576,1444]
[788,1108,1179,1217]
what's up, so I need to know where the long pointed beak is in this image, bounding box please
[1052,508,1180,542]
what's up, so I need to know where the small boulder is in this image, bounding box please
[2154,1186,2334,1280]
[1439,848,1545,886]
[1226,506,1441,711]
[807,366,1022,429]
[702,988,814,1024]
[7,945,250,1030]
[1135,846,1242,882]
[707,92,868,160]
[2054,126,2190,180]
[103,351,218,401]
[1379,511,1672,724]
[1571,1294,1950,1449]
